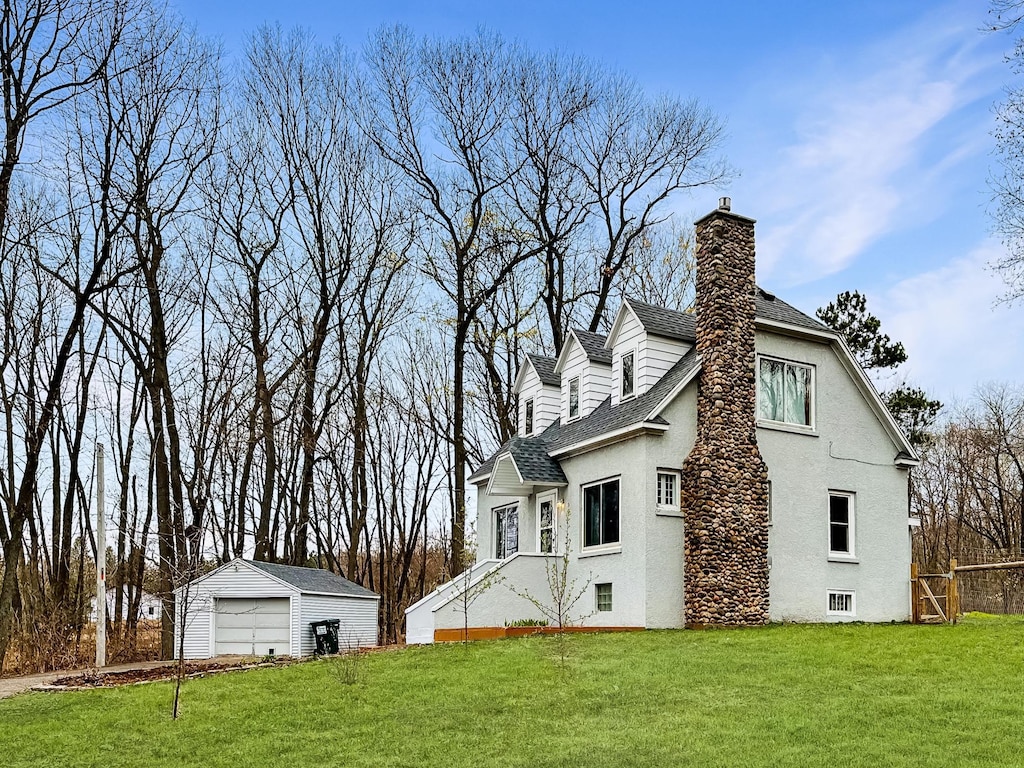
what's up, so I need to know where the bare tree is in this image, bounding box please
[0,0,134,670]
[363,27,555,575]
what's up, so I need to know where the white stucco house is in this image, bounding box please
[175,558,379,658]
[406,200,920,643]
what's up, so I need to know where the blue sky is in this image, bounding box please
[175,0,1022,407]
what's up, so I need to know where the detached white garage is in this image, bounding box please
[174,558,379,659]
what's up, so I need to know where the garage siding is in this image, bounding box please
[175,565,297,659]
[299,594,379,654]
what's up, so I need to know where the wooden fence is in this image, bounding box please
[911,559,1024,624]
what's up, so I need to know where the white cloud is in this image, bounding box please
[876,240,1024,403]
[740,8,1003,283]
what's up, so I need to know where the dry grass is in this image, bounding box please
[3,620,162,676]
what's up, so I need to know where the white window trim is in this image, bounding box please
[656,470,680,511]
[826,590,856,617]
[620,347,637,401]
[567,376,581,421]
[493,503,519,560]
[756,354,816,432]
[580,476,621,551]
[524,397,535,436]
[828,491,856,560]
[536,491,557,555]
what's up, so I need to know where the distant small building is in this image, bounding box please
[89,588,163,623]
[174,558,379,659]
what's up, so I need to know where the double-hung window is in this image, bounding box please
[828,492,854,558]
[758,357,814,427]
[568,377,580,420]
[524,398,534,435]
[583,478,620,548]
[657,471,678,509]
[621,350,635,399]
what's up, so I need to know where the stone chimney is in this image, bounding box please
[681,198,770,626]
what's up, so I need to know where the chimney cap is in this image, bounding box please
[693,200,756,227]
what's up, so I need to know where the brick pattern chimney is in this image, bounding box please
[681,198,770,626]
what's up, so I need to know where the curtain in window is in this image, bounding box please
[759,358,811,426]
[759,358,783,421]
[783,364,811,425]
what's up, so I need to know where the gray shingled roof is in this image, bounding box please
[526,354,559,387]
[246,560,378,598]
[544,348,697,452]
[503,437,568,484]
[470,348,700,481]
[754,288,831,333]
[625,298,696,342]
[625,290,827,340]
[472,289,828,482]
[571,329,613,365]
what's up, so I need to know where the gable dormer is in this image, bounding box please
[553,329,612,422]
[512,354,560,436]
[605,298,694,405]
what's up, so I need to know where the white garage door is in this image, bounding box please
[215,598,291,656]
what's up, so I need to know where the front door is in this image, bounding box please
[538,492,556,554]
[495,504,519,559]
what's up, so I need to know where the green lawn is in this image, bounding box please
[3,616,1023,767]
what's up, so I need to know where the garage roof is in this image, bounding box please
[245,560,378,599]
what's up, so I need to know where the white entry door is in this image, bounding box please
[215,597,290,656]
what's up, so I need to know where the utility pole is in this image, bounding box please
[96,443,106,669]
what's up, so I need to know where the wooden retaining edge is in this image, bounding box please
[433,626,643,643]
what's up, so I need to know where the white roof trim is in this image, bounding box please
[485,452,524,497]
[647,355,702,421]
[173,558,300,596]
[549,421,669,458]
[513,356,556,395]
[604,300,641,350]
[553,329,584,375]
[754,316,838,343]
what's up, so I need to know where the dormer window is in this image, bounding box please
[621,350,635,399]
[568,377,580,420]
[525,399,534,435]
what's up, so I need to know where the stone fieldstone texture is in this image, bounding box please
[681,203,770,626]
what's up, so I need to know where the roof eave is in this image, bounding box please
[754,316,835,342]
[549,421,669,459]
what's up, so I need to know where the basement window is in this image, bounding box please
[827,590,855,617]
[757,356,814,428]
[596,583,613,612]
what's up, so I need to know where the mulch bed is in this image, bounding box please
[41,658,296,691]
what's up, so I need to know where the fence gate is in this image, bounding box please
[910,561,958,624]
[911,559,1024,623]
